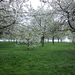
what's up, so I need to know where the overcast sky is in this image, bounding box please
[30,0,40,9]
[29,0,52,9]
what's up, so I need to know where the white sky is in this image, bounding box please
[30,0,52,9]
[30,0,41,9]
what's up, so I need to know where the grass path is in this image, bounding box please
[0,42,75,75]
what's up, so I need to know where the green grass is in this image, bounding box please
[0,42,75,75]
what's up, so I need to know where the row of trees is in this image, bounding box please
[0,0,75,47]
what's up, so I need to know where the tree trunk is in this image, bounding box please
[47,38,49,43]
[16,40,17,43]
[26,39,30,49]
[58,37,60,43]
[60,39,62,43]
[52,36,54,44]
[41,35,45,46]
[72,37,75,44]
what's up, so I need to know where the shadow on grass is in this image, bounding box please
[62,50,75,55]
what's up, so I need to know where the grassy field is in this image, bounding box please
[0,42,75,75]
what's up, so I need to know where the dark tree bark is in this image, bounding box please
[41,35,45,46]
[0,20,16,29]
[58,37,60,43]
[52,36,54,44]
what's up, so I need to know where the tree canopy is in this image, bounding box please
[0,0,75,45]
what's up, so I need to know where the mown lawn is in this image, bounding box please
[0,42,75,75]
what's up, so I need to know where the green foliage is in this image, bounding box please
[0,42,75,75]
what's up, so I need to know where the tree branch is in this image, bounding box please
[0,20,16,29]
